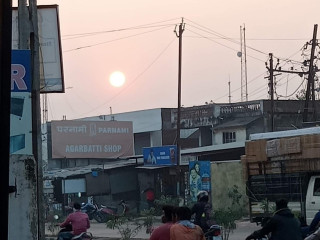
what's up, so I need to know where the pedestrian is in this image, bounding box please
[246,198,302,240]
[191,190,215,233]
[149,205,176,240]
[170,206,205,240]
[142,185,155,209]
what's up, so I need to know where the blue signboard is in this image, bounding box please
[143,145,177,166]
[10,50,32,155]
[11,50,31,92]
[189,161,211,202]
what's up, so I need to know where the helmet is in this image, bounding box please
[197,190,208,201]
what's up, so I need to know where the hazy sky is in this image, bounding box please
[14,0,320,121]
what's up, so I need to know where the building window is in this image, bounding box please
[223,132,236,144]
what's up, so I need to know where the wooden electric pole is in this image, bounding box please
[0,1,13,240]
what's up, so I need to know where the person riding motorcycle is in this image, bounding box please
[58,202,90,240]
[191,190,215,233]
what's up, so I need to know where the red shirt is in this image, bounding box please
[146,190,155,201]
[150,222,173,240]
[60,210,90,235]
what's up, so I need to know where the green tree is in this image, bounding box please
[106,216,142,240]
[214,185,245,240]
[141,207,156,234]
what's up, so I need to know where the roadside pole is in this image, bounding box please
[174,18,185,198]
[0,1,13,240]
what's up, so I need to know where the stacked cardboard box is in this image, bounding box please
[266,137,301,158]
[241,139,267,179]
[300,134,320,159]
[243,134,320,179]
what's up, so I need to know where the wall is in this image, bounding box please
[82,108,163,133]
[150,130,162,147]
[213,127,246,145]
[211,160,247,211]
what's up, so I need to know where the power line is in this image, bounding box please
[63,17,181,38]
[212,71,267,102]
[184,18,308,65]
[275,76,305,98]
[185,28,266,63]
[76,37,177,117]
[63,24,176,40]
[64,25,173,52]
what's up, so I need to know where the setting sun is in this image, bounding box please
[109,71,126,87]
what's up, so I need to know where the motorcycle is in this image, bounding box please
[93,200,129,223]
[204,225,222,240]
[55,216,93,240]
[81,202,99,220]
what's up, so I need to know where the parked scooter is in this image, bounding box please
[94,200,129,223]
[204,224,222,240]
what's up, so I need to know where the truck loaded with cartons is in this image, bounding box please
[242,127,320,225]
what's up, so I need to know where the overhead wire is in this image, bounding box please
[76,37,177,117]
[64,25,174,52]
[63,17,181,38]
[185,28,266,63]
[275,76,305,98]
[63,24,176,40]
[55,17,313,118]
[184,18,308,65]
[212,71,267,102]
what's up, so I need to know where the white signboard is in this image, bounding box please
[51,120,134,159]
[62,179,86,194]
[12,5,64,93]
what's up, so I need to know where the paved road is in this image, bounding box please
[46,219,260,240]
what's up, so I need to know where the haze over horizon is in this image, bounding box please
[14,0,320,121]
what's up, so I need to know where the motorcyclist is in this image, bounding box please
[191,190,215,233]
[58,202,90,240]
[245,198,302,240]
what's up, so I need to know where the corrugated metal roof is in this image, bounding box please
[44,159,140,179]
[135,165,169,170]
[250,126,320,140]
[212,116,261,130]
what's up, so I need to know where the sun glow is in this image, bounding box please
[109,71,126,87]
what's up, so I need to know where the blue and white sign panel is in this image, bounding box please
[10,50,33,155]
[143,145,177,166]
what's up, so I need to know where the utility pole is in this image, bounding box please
[30,0,45,238]
[174,18,185,197]
[228,76,231,103]
[0,1,13,240]
[303,24,318,123]
[15,0,44,239]
[265,52,310,131]
[265,26,318,129]
[266,53,275,131]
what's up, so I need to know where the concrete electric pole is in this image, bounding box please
[174,18,185,197]
[0,1,13,240]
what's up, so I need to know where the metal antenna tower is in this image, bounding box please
[239,25,248,102]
